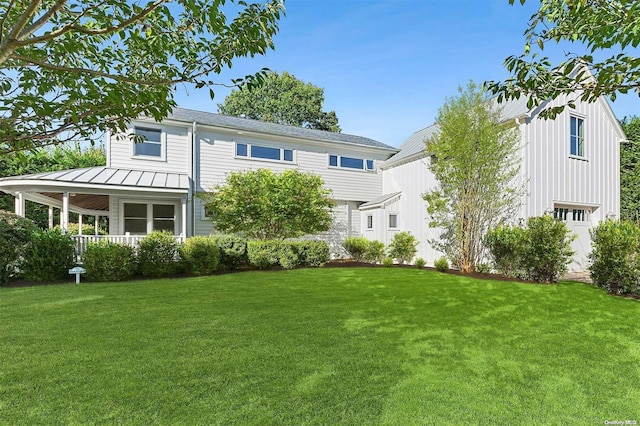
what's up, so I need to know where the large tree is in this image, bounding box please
[620,116,640,221]
[0,0,284,154]
[199,168,335,239]
[423,82,523,273]
[488,0,640,118]
[218,71,341,132]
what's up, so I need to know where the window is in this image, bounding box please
[123,202,176,235]
[235,142,294,162]
[367,215,373,229]
[570,116,584,157]
[554,205,590,222]
[328,154,375,171]
[134,127,162,158]
[389,214,398,229]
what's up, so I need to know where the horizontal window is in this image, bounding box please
[235,142,293,162]
[554,205,590,222]
[133,127,162,158]
[328,154,374,171]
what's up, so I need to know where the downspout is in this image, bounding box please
[191,121,197,237]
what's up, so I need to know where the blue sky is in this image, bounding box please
[174,0,640,147]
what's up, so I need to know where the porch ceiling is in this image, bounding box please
[41,192,109,211]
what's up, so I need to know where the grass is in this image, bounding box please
[1,268,639,425]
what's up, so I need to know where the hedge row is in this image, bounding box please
[80,233,329,282]
[342,232,418,265]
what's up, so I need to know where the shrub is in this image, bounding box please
[476,263,491,274]
[414,257,426,268]
[0,210,37,285]
[388,231,418,264]
[56,223,107,236]
[382,257,394,267]
[277,242,299,269]
[434,256,449,272]
[364,240,386,264]
[342,236,369,262]
[209,234,247,270]
[589,220,640,295]
[21,228,75,282]
[82,241,136,282]
[486,225,527,277]
[247,240,280,269]
[520,215,575,283]
[296,240,330,267]
[181,236,221,276]
[137,231,183,277]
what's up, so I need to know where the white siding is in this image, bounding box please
[109,122,190,174]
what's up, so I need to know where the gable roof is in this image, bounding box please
[166,107,399,153]
[359,191,402,210]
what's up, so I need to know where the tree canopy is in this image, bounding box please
[199,168,335,240]
[218,71,341,132]
[423,82,523,273]
[487,0,640,118]
[620,116,640,221]
[0,0,284,154]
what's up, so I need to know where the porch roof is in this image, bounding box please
[0,167,189,214]
[359,191,402,210]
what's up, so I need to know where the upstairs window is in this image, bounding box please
[236,142,294,163]
[134,127,162,158]
[570,116,584,157]
[328,154,375,171]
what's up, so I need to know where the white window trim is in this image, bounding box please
[234,141,296,164]
[131,125,167,162]
[119,199,180,235]
[366,214,373,229]
[388,213,399,229]
[328,154,375,172]
[569,114,586,160]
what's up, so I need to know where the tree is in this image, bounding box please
[218,71,341,132]
[200,169,335,239]
[620,116,640,221]
[0,0,284,154]
[423,82,523,273]
[0,144,106,227]
[487,0,640,118]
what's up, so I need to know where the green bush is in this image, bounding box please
[247,240,280,269]
[414,257,426,268]
[589,220,640,295]
[434,256,449,272]
[342,236,369,262]
[209,234,247,270]
[364,240,386,264]
[181,236,221,276]
[277,242,299,269]
[521,215,575,283]
[21,228,75,282]
[388,231,418,264]
[56,223,107,236]
[476,263,491,274]
[295,240,330,267]
[0,210,37,285]
[137,231,183,277]
[82,241,136,282]
[382,257,394,267]
[486,224,527,277]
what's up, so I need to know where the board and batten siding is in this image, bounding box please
[108,122,191,174]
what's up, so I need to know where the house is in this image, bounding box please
[0,91,624,271]
[360,94,624,271]
[0,108,398,254]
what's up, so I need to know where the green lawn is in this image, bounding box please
[1,268,639,425]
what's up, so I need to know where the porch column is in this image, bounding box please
[181,197,187,238]
[78,214,83,235]
[48,206,54,229]
[61,192,69,234]
[94,215,99,235]
[14,192,25,217]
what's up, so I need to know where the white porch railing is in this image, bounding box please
[73,234,186,259]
